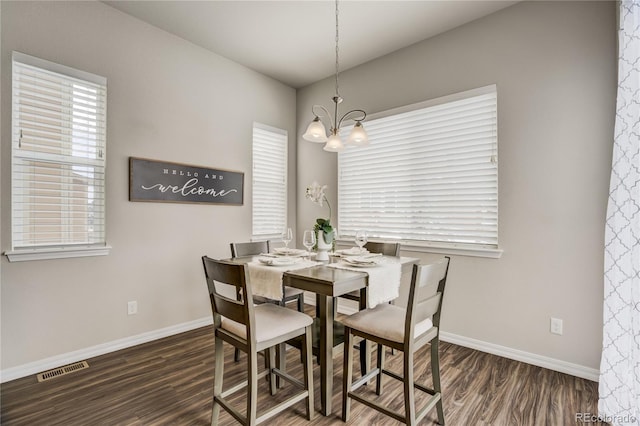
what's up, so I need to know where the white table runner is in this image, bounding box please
[247,259,321,301]
[327,256,402,308]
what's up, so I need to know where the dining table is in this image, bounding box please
[227,250,418,416]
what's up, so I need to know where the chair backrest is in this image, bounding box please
[364,241,401,257]
[405,257,450,343]
[230,241,270,257]
[201,256,256,341]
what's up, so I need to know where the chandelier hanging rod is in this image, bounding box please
[302,0,369,152]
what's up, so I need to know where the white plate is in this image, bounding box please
[336,247,369,256]
[342,257,378,267]
[342,261,377,268]
[258,256,302,266]
[273,247,306,256]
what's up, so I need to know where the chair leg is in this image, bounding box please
[276,343,286,389]
[376,343,385,395]
[297,294,304,312]
[358,339,367,376]
[234,289,243,363]
[276,300,287,388]
[403,349,416,425]
[247,348,259,425]
[267,347,277,395]
[211,337,224,426]
[342,326,354,422]
[431,339,445,425]
[302,326,315,421]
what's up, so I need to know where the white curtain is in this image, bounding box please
[599,1,640,425]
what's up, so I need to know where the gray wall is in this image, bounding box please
[1,1,297,372]
[297,1,616,373]
[0,0,616,379]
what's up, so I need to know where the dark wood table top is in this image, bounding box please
[282,265,367,297]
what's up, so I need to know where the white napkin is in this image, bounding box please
[273,247,307,257]
[336,247,369,256]
[258,256,302,266]
[328,256,402,308]
[342,254,382,265]
[248,260,320,301]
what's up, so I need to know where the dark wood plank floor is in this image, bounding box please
[1,307,600,425]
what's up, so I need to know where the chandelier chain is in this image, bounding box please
[302,0,367,151]
[335,0,340,98]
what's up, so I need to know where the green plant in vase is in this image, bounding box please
[305,181,335,251]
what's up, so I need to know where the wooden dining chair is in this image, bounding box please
[341,256,450,425]
[333,241,401,308]
[230,241,305,312]
[201,256,314,425]
[230,241,306,365]
[337,241,401,371]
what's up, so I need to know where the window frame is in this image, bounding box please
[5,52,110,262]
[251,122,288,241]
[337,85,502,258]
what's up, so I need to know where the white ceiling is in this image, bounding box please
[103,1,518,89]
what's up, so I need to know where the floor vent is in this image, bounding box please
[37,361,89,383]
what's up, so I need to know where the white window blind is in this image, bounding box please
[252,123,287,239]
[338,85,498,249]
[11,52,107,254]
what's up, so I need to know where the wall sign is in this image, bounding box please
[129,157,244,205]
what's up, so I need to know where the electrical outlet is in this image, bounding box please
[127,301,138,315]
[550,317,563,335]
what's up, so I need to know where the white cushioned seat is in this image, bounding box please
[341,303,434,343]
[341,257,450,425]
[202,256,314,425]
[222,303,313,343]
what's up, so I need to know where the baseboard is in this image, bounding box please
[0,317,213,383]
[304,293,599,382]
[3,310,599,384]
[439,331,600,382]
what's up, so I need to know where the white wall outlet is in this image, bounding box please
[127,301,138,315]
[550,317,563,335]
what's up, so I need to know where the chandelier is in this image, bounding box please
[302,0,368,152]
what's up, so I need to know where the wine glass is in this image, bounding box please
[282,227,293,250]
[354,230,368,252]
[302,230,316,260]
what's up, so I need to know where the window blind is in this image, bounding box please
[11,52,107,250]
[338,85,498,248]
[252,123,287,239]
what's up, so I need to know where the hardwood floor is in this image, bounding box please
[1,309,600,425]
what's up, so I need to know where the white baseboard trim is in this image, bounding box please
[0,317,213,383]
[304,293,599,382]
[439,331,600,382]
[7,307,598,384]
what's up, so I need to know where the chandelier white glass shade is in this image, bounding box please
[302,0,368,152]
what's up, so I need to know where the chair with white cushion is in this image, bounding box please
[338,241,401,304]
[337,241,401,371]
[341,256,450,425]
[230,241,305,312]
[202,256,314,425]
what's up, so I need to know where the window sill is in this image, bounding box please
[336,239,503,259]
[4,245,112,262]
[400,242,503,259]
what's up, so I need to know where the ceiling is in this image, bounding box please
[103,1,518,89]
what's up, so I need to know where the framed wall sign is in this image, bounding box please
[129,157,244,205]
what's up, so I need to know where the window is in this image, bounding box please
[7,52,108,261]
[252,123,287,240]
[338,85,500,257]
